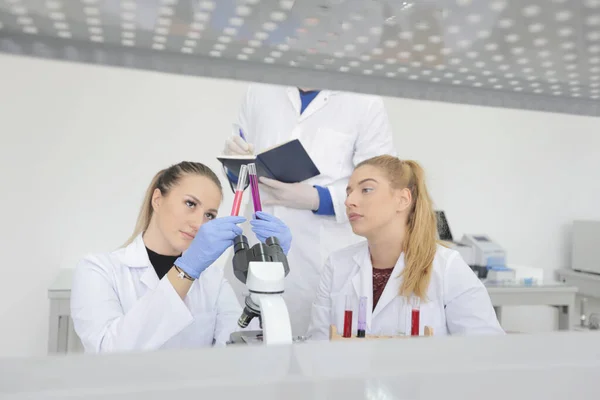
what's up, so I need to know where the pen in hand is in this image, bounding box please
[238,128,252,154]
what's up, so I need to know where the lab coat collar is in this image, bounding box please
[351,243,373,331]
[120,234,159,290]
[286,87,341,120]
[351,242,407,324]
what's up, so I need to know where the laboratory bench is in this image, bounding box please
[484,281,578,331]
[556,268,600,299]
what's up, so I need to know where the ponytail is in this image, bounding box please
[400,160,437,300]
[123,169,165,247]
[123,161,223,247]
[356,156,437,300]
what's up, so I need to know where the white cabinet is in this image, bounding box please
[48,269,83,354]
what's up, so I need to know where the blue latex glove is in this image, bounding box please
[250,211,292,255]
[174,216,246,279]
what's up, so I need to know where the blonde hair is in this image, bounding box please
[356,156,437,300]
[124,161,222,246]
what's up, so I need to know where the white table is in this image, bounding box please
[48,268,83,354]
[4,331,600,400]
[485,282,578,330]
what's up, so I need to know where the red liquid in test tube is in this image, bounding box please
[410,296,421,336]
[343,295,353,338]
[230,164,248,217]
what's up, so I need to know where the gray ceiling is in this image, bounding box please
[2,0,600,116]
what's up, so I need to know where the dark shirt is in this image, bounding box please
[146,247,180,280]
[373,267,395,310]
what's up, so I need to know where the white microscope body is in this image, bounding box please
[244,261,292,345]
[230,235,293,345]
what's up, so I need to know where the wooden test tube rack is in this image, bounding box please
[329,325,434,341]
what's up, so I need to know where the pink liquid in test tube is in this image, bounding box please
[231,164,248,217]
[248,163,262,212]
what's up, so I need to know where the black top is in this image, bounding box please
[146,247,180,280]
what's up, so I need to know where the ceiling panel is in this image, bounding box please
[1,0,600,116]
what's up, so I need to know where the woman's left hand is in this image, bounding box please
[250,211,292,255]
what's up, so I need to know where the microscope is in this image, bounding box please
[228,234,293,345]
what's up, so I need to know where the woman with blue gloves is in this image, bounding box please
[70,161,291,353]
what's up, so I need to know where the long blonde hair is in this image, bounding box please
[124,161,222,246]
[357,156,438,299]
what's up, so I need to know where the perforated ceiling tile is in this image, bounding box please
[1,0,599,115]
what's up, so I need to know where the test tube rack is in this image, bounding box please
[329,325,434,341]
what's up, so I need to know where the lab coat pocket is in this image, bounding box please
[311,128,354,179]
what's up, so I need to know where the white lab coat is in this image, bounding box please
[70,234,243,353]
[307,242,505,339]
[227,84,397,336]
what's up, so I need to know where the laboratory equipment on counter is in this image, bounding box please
[460,234,514,281]
[486,265,517,283]
[357,296,367,338]
[228,234,293,345]
[231,164,248,216]
[436,211,512,280]
[435,211,477,271]
[460,234,506,268]
[571,220,600,275]
[410,296,420,336]
[436,211,482,277]
[343,296,353,338]
[248,163,262,212]
[329,324,435,340]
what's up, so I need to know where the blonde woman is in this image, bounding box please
[308,156,503,339]
[71,162,292,353]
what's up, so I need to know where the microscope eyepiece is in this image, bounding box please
[265,236,281,247]
[234,235,249,253]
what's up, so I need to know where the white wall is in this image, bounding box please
[1,53,600,357]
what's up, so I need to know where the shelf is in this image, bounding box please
[1,0,600,116]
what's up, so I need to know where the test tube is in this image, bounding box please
[357,296,367,338]
[343,295,353,338]
[396,296,409,336]
[231,164,248,217]
[410,296,421,336]
[247,163,262,212]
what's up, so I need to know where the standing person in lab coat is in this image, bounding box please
[71,161,292,353]
[223,84,396,336]
[307,155,504,339]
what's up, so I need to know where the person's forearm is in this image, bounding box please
[167,267,194,299]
